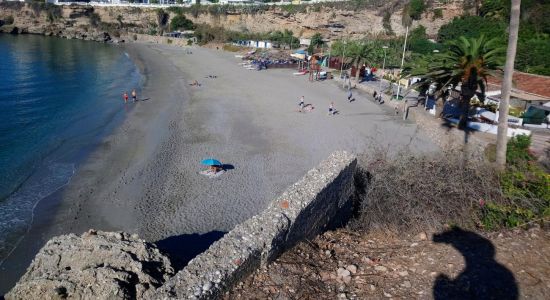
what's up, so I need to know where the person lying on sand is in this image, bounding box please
[199,165,225,178]
[189,80,201,87]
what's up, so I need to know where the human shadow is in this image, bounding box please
[432,227,518,300]
[155,231,226,271]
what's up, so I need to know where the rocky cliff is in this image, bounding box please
[0,1,466,42]
[5,230,174,300]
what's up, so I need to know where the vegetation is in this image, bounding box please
[482,136,550,230]
[170,14,194,31]
[89,13,101,27]
[330,39,401,70]
[353,136,549,233]
[156,9,169,36]
[307,33,324,54]
[408,35,505,129]
[408,25,441,55]
[438,0,550,75]
[432,8,443,20]
[409,0,426,20]
[4,15,14,25]
[176,1,393,17]
[192,24,299,47]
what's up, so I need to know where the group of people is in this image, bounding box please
[297,96,337,115]
[122,89,137,103]
[372,91,384,104]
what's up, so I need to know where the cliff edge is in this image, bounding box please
[5,230,174,300]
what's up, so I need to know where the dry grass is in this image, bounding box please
[351,148,506,233]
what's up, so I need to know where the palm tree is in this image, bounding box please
[410,36,505,129]
[496,0,521,170]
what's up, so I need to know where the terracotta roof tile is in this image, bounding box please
[487,71,550,99]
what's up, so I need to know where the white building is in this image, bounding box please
[219,0,253,4]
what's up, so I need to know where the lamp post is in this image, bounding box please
[395,25,409,100]
[379,46,388,92]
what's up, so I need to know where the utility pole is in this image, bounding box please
[395,25,409,100]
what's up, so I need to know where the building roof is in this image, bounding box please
[487,71,550,100]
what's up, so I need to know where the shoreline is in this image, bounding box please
[0,42,184,293]
[0,43,439,294]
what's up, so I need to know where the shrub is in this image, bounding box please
[89,13,101,27]
[481,135,550,230]
[481,202,536,230]
[4,15,14,25]
[167,38,172,44]
[382,11,393,35]
[133,34,137,41]
[437,15,506,44]
[432,8,443,20]
[187,39,193,46]
[408,0,426,20]
[506,135,533,166]
[170,14,194,31]
[351,149,504,233]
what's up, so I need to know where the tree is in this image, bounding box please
[156,9,169,36]
[496,0,521,170]
[170,14,194,31]
[438,15,507,44]
[308,33,324,53]
[409,35,505,129]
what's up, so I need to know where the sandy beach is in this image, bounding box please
[0,43,438,292]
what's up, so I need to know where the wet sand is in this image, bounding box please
[0,44,438,293]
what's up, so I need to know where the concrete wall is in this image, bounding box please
[152,151,357,299]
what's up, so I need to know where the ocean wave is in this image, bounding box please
[0,162,74,266]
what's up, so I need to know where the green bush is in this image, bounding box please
[170,14,194,31]
[438,15,507,44]
[481,134,550,230]
[89,12,101,27]
[506,135,533,166]
[408,0,425,20]
[4,15,14,25]
[432,8,443,20]
[481,202,537,230]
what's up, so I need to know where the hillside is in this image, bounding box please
[0,1,465,41]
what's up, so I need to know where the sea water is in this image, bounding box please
[0,34,141,263]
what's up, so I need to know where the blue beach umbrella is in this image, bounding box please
[201,158,222,166]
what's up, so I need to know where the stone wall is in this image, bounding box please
[6,151,357,299]
[152,151,357,299]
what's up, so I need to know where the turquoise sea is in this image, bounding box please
[0,34,141,263]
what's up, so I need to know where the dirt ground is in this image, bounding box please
[225,226,550,299]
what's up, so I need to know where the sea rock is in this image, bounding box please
[6,230,174,300]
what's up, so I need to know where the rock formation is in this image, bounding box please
[5,230,174,300]
[0,1,467,43]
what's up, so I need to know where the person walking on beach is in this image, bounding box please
[328,102,335,115]
[123,91,129,104]
[347,88,353,102]
[299,96,305,112]
[131,89,137,102]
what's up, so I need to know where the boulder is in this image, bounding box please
[6,230,174,300]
